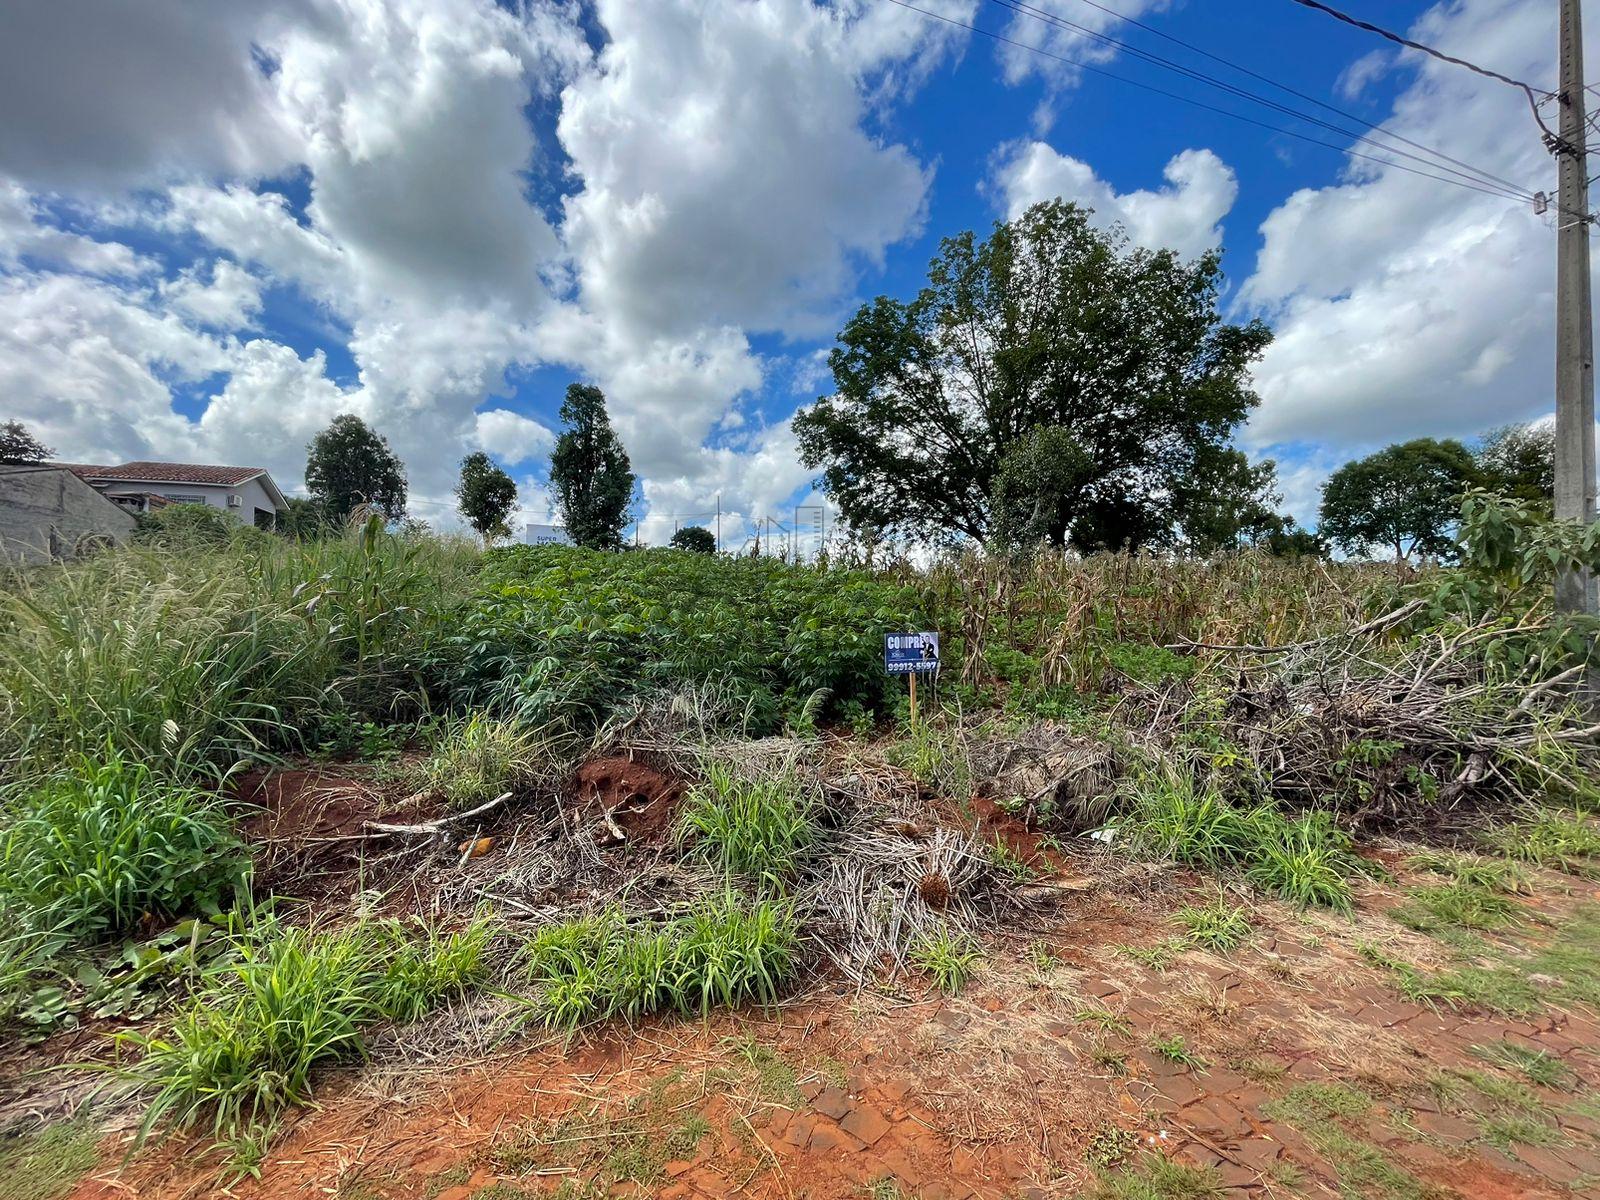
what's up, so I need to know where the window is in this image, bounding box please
[161,493,207,505]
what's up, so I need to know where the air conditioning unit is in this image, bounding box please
[227,494,242,508]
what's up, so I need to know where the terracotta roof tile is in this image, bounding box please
[80,461,265,486]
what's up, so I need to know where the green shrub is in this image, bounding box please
[132,502,238,548]
[1490,808,1600,874]
[117,914,492,1140]
[414,712,556,809]
[679,763,815,888]
[1242,812,1358,911]
[524,895,796,1029]
[0,751,247,938]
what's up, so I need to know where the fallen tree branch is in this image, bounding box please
[365,791,514,836]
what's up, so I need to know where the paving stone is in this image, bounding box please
[1153,1073,1207,1108]
[1229,1137,1284,1170]
[1507,1145,1588,1187]
[1410,1110,1476,1144]
[1175,1142,1225,1169]
[840,1105,893,1147]
[808,1120,865,1154]
[813,1086,852,1120]
[781,1111,817,1148]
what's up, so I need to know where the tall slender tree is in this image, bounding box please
[549,384,634,549]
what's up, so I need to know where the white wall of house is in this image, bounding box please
[99,476,281,526]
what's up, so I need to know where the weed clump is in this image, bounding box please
[1120,765,1361,909]
[524,895,796,1029]
[116,915,493,1140]
[679,763,815,888]
[910,924,980,995]
[1175,896,1252,951]
[414,712,557,810]
[0,750,247,938]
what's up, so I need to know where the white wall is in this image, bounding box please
[99,475,281,525]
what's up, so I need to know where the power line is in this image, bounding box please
[883,0,1549,209]
[1287,0,1554,99]
[988,0,1537,202]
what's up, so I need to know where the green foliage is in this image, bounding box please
[0,418,54,465]
[1406,850,1528,894]
[132,502,237,548]
[679,762,815,889]
[1490,808,1600,875]
[1089,1153,1223,1200]
[1475,422,1554,509]
[1319,437,1478,561]
[1389,882,1518,934]
[455,451,518,541]
[1262,1084,1426,1200]
[116,914,492,1141]
[668,526,716,554]
[885,715,972,796]
[549,384,633,550]
[0,1115,100,1200]
[305,413,408,522]
[1175,896,1252,951]
[439,544,922,733]
[1149,1034,1205,1069]
[0,750,246,939]
[524,896,796,1029]
[794,198,1272,549]
[0,528,474,778]
[1470,1040,1573,1089]
[910,924,980,995]
[414,712,557,810]
[1121,765,1359,909]
[989,425,1094,551]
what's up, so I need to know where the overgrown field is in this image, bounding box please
[3,497,1600,1196]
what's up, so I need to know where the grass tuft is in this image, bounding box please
[1175,895,1252,952]
[679,762,816,889]
[413,712,557,810]
[910,925,980,995]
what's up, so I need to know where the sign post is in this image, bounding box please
[884,631,940,728]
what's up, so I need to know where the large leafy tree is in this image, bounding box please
[1475,421,1554,508]
[669,525,716,554]
[550,383,634,550]
[0,420,53,464]
[1318,437,1478,561]
[793,200,1273,549]
[305,413,408,522]
[455,451,518,541]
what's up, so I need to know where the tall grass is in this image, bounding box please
[413,711,561,809]
[117,914,492,1140]
[0,750,247,938]
[0,527,479,781]
[524,895,796,1030]
[679,762,816,888]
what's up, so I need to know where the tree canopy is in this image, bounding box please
[550,383,634,550]
[0,420,53,465]
[455,451,518,542]
[669,525,716,554]
[304,413,408,523]
[1475,421,1554,508]
[793,199,1273,550]
[1318,437,1478,561]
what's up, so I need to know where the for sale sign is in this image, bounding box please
[884,631,940,675]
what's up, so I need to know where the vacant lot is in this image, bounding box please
[2,523,1599,1199]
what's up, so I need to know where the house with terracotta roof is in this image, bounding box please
[63,462,289,528]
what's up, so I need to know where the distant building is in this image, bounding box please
[0,464,138,565]
[523,522,572,546]
[59,461,289,528]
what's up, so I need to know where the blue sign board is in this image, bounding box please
[884,631,940,674]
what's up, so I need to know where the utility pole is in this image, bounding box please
[1556,0,1597,616]
[715,493,721,554]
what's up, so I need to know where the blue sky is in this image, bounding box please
[0,1,1574,546]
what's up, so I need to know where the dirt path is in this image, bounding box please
[62,854,1600,1200]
